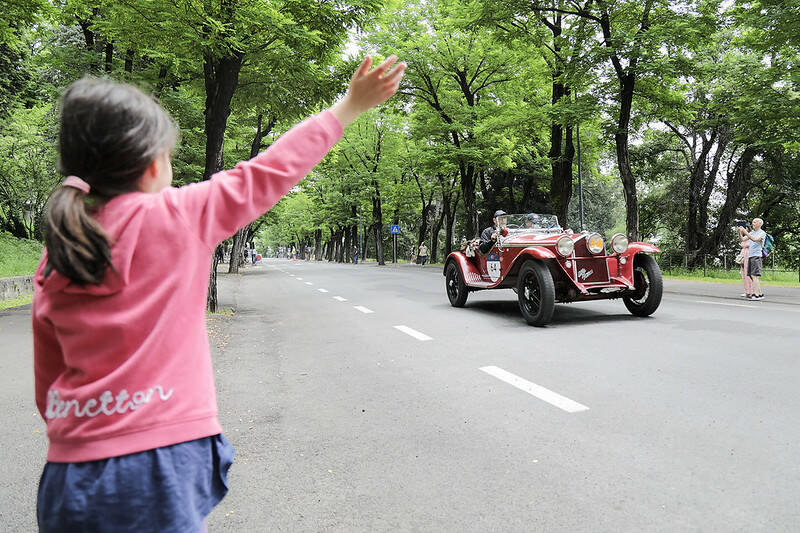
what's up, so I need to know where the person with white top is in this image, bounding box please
[739,218,766,300]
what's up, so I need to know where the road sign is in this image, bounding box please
[390,224,400,234]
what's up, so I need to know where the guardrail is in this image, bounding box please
[656,251,799,282]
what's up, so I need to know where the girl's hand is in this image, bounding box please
[330,55,406,127]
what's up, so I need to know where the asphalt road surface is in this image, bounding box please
[1,259,798,532]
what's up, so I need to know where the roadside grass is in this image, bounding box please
[0,232,42,278]
[0,294,33,310]
[662,268,800,287]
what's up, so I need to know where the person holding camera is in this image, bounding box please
[739,218,766,300]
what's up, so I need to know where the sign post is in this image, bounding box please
[390,224,400,263]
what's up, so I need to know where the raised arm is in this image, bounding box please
[165,56,406,248]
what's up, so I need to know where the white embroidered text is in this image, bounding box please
[45,386,174,419]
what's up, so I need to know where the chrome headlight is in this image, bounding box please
[611,233,629,254]
[586,233,604,254]
[556,235,574,257]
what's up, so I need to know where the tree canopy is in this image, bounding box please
[2,0,798,278]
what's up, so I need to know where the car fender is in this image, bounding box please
[625,242,660,256]
[444,252,484,286]
[617,242,661,279]
[504,246,557,278]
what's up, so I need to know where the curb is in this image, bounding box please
[0,276,34,302]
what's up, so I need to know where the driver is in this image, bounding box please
[480,210,508,254]
[524,213,536,228]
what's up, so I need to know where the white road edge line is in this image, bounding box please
[694,299,757,309]
[480,366,589,413]
[318,288,328,293]
[353,306,374,314]
[333,296,347,302]
[393,325,433,341]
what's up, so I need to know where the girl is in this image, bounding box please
[33,55,405,532]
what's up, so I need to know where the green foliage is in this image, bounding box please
[0,231,43,277]
[1,0,798,266]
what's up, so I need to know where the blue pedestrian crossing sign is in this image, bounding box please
[390,224,400,234]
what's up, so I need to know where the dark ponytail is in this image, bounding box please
[45,77,177,284]
[45,186,112,284]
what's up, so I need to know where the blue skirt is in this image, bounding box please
[37,434,234,533]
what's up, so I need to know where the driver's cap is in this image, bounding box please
[493,210,507,218]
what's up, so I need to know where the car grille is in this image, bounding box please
[573,258,610,284]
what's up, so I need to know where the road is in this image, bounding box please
[1,259,799,532]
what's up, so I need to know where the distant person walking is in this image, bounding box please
[353,245,359,264]
[418,243,428,265]
[739,218,766,300]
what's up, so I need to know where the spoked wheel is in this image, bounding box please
[517,260,555,326]
[623,254,663,317]
[445,262,468,307]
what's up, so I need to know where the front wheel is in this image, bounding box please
[623,254,663,317]
[517,260,555,326]
[445,262,468,307]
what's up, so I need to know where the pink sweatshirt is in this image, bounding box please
[33,111,343,462]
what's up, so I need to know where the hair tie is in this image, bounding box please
[63,175,90,194]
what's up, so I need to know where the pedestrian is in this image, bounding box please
[353,245,359,264]
[32,54,405,532]
[736,228,753,298]
[250,242,258,264]
[418,242,428,265]
[739,217,766,300]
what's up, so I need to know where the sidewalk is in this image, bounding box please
[662,279,799,306]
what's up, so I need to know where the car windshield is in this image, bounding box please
[499,213,561,233]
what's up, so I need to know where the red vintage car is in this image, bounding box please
[443,213,663,326]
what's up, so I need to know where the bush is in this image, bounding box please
[0,231,42,277]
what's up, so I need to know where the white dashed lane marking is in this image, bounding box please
[393,325,432,341]
[318,288,328,293]
[480,366,589,413]
[305,281,313,285]
[353,306,374,314]
[333,296,347,302]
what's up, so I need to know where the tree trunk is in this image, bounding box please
[548,80,574,228]
[103,41,113,72]
[314,229,322,260]
[373,224,385,266]
[372,178,385,266]
[705,146,756,255]
[430,206,445,264]
[615,74,639,242]
[228,225,249,274]
[460,162,478,238]
[124,49,134,73]
[343,226,352,263]
[203,51,244,312]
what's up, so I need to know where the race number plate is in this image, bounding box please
[487,253,501,282]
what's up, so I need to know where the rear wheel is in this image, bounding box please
[623,254,663,317]
[517,260,555,326]
[445,262,468,307]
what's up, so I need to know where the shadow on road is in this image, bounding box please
[459,299,641,327]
